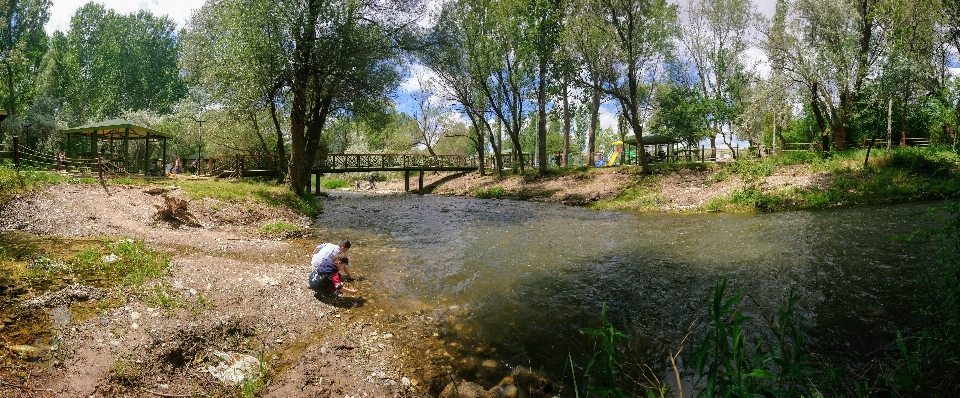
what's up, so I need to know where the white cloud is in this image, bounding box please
[46,0,202,34]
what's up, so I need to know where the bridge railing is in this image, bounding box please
[314,153,478,171]
[204,153,478,175]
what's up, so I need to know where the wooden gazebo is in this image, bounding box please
[61,118,170,175]
[623,133,681,164]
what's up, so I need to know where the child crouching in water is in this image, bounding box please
[308,253,357,296]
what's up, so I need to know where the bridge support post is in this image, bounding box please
[419,170,424,191]
[404,171,410,192]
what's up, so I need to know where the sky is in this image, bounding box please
[45,0,201,34]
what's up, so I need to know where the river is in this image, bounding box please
[314,191,944,389]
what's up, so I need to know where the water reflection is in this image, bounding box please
[316,191,941,385]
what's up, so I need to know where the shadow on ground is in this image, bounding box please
[312,291,366,308]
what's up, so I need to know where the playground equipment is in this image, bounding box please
[595,141,623,167]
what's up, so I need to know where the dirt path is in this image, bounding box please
[0,182,457,397]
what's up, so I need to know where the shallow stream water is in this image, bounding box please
[315,191,945,388]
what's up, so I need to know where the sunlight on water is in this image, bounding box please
[315,191,942,385]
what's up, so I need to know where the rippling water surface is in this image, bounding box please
[315,191,942,385]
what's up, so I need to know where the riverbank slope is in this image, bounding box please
[376,149,960,212]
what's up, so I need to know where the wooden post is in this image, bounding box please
[418,170,424,191]
[12,135,19,169]
[404,170,410,192]
[886,98,892,154]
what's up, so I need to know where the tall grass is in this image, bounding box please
[581,302,631,397]
[178,179,323,216]
[700,147,960,212]
[0,165,69,202]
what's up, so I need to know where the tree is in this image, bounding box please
[181,0,292,173]
[183,0,412,194]
[766,0,883,152]
[411,77,446,156]
[38,3,185,124]
[651,80,708,148]
[571,0,678,174]
[522,0,564,169]
[0,0,50,120]
[681,0,757,158]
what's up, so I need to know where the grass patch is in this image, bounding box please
[474,186,506,199]
[319,178,350,189]
[598,179,666,211]
[67,239,171,287]
[259,221,302,234]
[142,283,189,313]
[0,165,69,202]
[238,351,272,398]
[177,179,323,216]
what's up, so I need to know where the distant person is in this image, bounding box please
[308,254,357,296]
[174,157,182,174]
[56,150,65,171]
[97,148,105,179]
[190,159,197,174]
[366,173,376,190]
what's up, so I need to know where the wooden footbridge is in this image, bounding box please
[221,153,480,192]
[1,136,479,192]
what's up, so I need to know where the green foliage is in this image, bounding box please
[38,3,185,123]
[0,165,68,203]
[320,178,350,189]
[0,0,50,129]
[143,283,189,313]
[68,239,170,287]
[473,186,506,199]
[109,356,144,388]
[177,179,323,216]
[259,221,302,234]
[887,146,959,176]
[691,278,813,398]
[582,302,630,397]
[728,186,787,211]
[238,350,272,398]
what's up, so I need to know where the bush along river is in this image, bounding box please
[315,191,942,394]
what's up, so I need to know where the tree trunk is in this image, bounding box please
[562,76,570,168]
[588,85,600,166]
[537,55,547,170]
[631,121,647,174]
[270,95,287,178]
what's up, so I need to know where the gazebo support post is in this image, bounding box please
[162,138,168,175]
[145,135,151,175]
[123,130,130,172]
[90,134,96,161]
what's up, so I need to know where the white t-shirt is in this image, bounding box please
[311,243,341,273]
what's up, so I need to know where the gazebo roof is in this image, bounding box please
[624,133,679,145]
[61,118,171,139]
